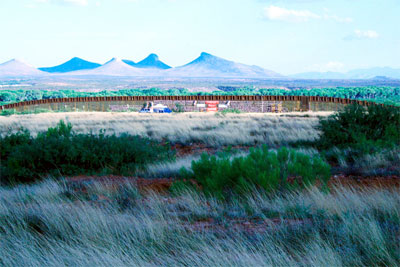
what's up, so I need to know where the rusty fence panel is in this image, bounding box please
[1,95,395,111]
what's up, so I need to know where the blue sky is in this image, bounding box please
[0,0,399,74]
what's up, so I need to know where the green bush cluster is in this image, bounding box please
[318,104,400,150]
[175,146,330,199]
[0,120,174,185]
[220,108,241,114]
[315,104,400,175]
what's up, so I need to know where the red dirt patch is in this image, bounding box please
[67,175,173,193]
[170,143,249,157]
[329,175,400,189]
[67,174,400,194]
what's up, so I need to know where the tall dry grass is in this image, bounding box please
[0,112,328,147]
[1,179,399,266]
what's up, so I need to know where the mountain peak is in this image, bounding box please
[8,58,27,64]
[147,53,159,60]
[39,57,101,73]
[172,53,282,78]
[135,53,171,69]
[197,52,217,61]
[110,57,121,62]
[70,57,85,62]
[0,59,44,76]
[104,58,123,65]
[200,52,213,57]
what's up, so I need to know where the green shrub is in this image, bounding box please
[177,146,330,199]
[316,104,400,174]
[220,108,241,114]
[173,103,184,113]
[0,120,174,185]
[0,109,17,116]
[318,104,400,149]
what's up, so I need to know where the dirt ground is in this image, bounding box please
[66,174,400,194]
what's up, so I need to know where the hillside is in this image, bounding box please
[39,57,101,73]
[167,52,282,78]
[64,58,160,76]
[134,54,171,69]
[0,59,44,77]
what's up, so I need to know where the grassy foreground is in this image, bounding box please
[1,179,399,266]
[1,105,399,266]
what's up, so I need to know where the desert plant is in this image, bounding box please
[316,104,400,175]
[220,108,241,114]
[173,103,185,112]
[318,104,400,149]
[0,120,174,185]
[177,146,331,199]
[0,109,17,116]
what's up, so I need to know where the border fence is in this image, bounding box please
[0,95,386,113]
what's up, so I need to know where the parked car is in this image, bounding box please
[139,108,152,113]
[139,104,172,113]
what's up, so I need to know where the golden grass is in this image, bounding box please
[0,112,330,147]
[1,179,399,266]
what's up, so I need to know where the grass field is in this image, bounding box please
[0,112,330,147]
[1,179,399,266]
[1,109,399,266]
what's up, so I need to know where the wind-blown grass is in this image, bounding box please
[0,112,326,147]
[1,180,399,266]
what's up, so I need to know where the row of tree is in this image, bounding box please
[1,86,399,106]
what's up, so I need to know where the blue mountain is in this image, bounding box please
[39,57,101,73]
[122,59,136,67]
[134,54,171,69]
[168,52,282,78]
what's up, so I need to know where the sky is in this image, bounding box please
[0,0,399,74]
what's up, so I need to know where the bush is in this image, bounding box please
[316,104,400,175]
[0,120,174,185]
[0,109,17,116]
[318,104,400,149]
[177,146,331,199]
[220,108,241,114]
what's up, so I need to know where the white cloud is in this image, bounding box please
[354,29,379,39]
[264,6,319,22]
[263,5,352,23]
[35,0,89,6]
[344,29,379,40]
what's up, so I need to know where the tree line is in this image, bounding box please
[1,86,399,106]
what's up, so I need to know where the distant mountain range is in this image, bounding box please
[0,59,44,76]
[1,53,399,79]
[122,54,171,69]
[1,52,280,78]
[134,54,171,69]
[167,52,281,78]
[38,57,101,73]
[64,58,160,76]
[291,67,400,80]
